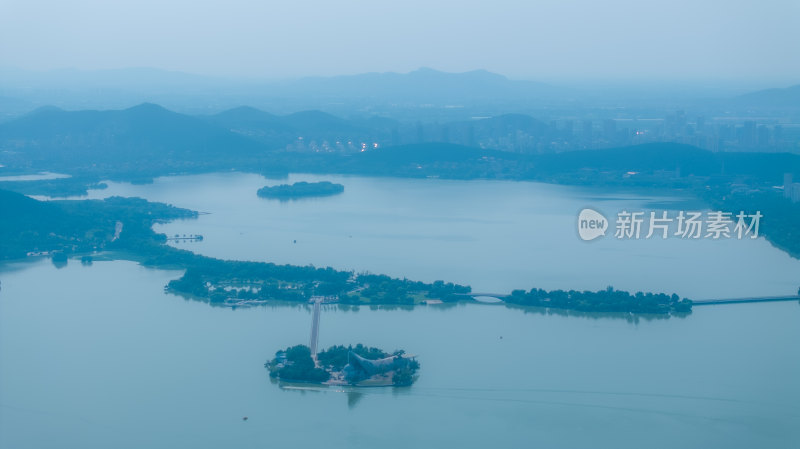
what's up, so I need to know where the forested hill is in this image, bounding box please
[0,189,196,260]
[0,103,271,171]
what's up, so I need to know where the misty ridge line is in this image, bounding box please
[1,66,798,111]
[1,65,796,91]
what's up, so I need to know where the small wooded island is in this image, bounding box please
[266,344,420,386]
[257,181,344,199]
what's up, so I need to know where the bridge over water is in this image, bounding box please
[691,295,800,305]
[309,298,322,359]
[458,293,800,306]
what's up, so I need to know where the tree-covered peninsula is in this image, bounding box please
[0,189,195,260]
[257,181,344,199]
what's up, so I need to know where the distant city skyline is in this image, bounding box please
[1,0,799,84]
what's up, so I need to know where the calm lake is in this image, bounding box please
[2,173,799,448]
[60,172,800,299]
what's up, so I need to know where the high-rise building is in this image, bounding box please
[582,119,593,139]
[603,119,616,140]
[441,124,450,143]
[741,121,757,147]
[696,116,706,133]
[563,120,574,138]
[784,173,800,202]
[757,125,770,147]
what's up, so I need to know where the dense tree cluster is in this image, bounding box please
[356,275,470,304]
[266,345,330,383]
[166,264,472,306]
[257,181,344,199]
[393,359,421,387]
[505,286,692,314]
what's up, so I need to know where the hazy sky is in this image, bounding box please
[1,0,798,83]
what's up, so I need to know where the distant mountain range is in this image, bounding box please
[0,67,569,117]
[265,67,564,104]
[0,67,797,117]
[731,84,800,108]
[0,66,563,103]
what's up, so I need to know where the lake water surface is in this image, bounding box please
[75,172,800,299]
[2,173,799,448]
